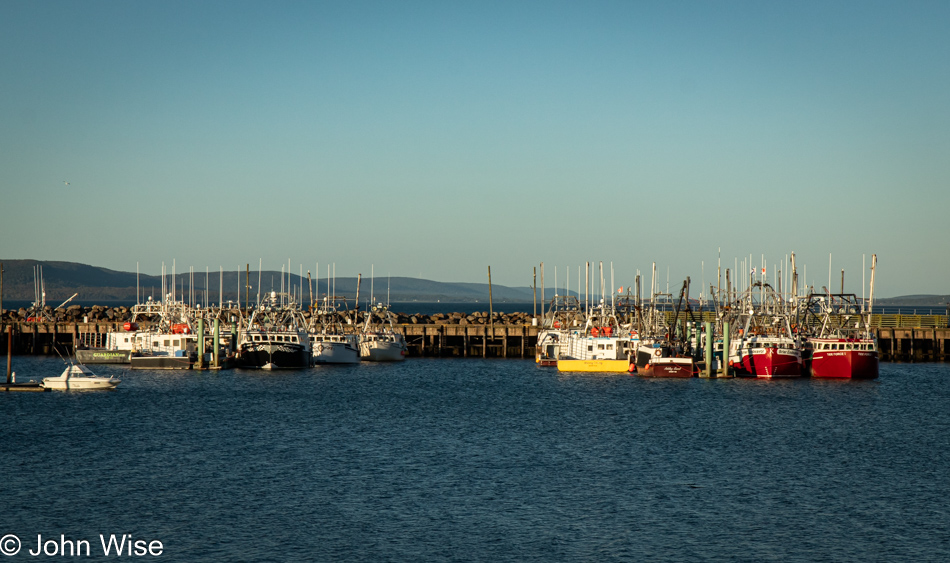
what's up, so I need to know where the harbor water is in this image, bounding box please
[2,359,949,561]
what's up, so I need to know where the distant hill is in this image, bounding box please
[873,295,950,307]
[2,260,946,307]
[0,260,552,305]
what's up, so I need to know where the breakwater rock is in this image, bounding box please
[0,306,540,326]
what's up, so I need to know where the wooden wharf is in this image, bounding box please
[2,314,950,362]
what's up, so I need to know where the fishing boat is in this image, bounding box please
[125,298,201,369]
[805,336,879,379]
[238,291,312,369]
[358,304,407,361]
[635,338,694,377]
[536,295,584,366]
[77,263,198,365]
[42,363,121,390]
[557,303,636,373]
[798,255,879,379]
[631,279,696,378]
[800,292,879,379]
[728,281,802,378]
[729,333,802,378]
[557,327,636,373]
[310,296,360,365]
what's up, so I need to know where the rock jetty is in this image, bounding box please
[0,305,539,326]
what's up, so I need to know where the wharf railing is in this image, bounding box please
[660,312,949,329]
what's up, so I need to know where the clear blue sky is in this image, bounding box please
[2,0,948,297]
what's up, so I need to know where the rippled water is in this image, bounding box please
[2,358,949,561]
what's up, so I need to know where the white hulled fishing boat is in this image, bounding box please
[359,304,407,361]
[310,296,360,365]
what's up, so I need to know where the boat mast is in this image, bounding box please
[585,261,590,317]
[540,262,545,320]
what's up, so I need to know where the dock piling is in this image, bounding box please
[6,326,12,384]
[196,319,205,369]
[722,321,730,378]
[704,321,713,378]
[213,318,220,368]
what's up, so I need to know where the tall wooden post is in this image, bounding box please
[6,326,12,384]
[521,325,525,358]
[703,321,713,378]
[722,322,730,377]
[482,326,487,358]
[533,267,537,320]
[488,266,494,331]
[196,318,205,370]
[213,318,220,368]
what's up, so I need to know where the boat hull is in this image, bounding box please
[637,358,694,378]
[808,350,879,379]
[239,345,310,369]
[41,378,120,390]
[557,359,634,373]
[75,349,132,364]
[313,342,360,364]
[360,341,407,362]
[360,345,406,362]
[42,366,120,389]
[130,355,194,370]
[734,348,801,378]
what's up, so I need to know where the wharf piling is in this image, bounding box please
[703,321,713,378]
[721,321,732,377]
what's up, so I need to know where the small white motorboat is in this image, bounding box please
[42,363,121,390]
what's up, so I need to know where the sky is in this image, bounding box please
[1,0,948,297]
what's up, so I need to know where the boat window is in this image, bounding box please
[153,342,159,347]
[588,346,593,352]
[846,344,853,350]
[124,337,130,343]
[254,335,261,341]
[291,336,298,343]
[606,344,613,350]
[173,340,180,347]
[164,340,170,346]
[598,344,605,350]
